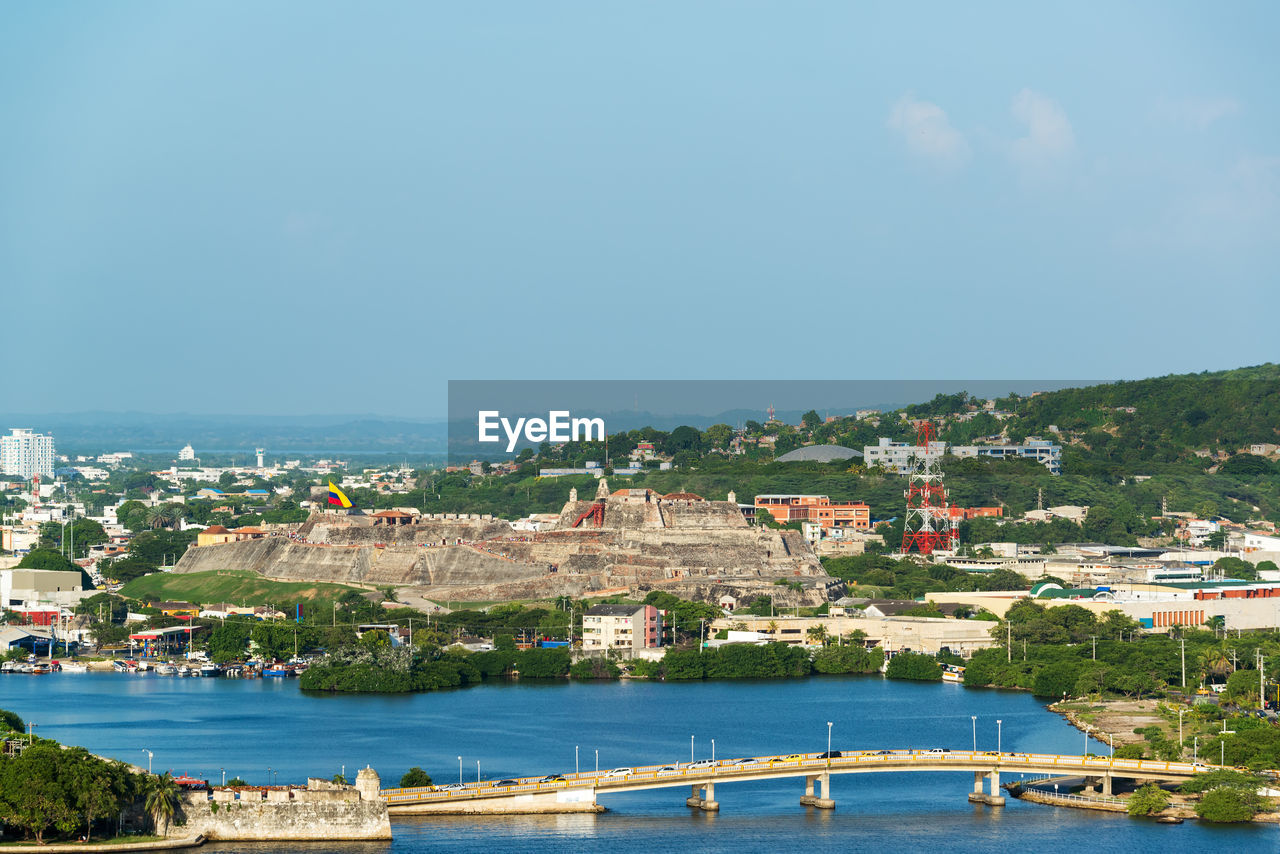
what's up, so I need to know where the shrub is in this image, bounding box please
[570,657,621,680]
[1114,744,1145,760]
[1196,787,1261,823]
[1126,783,1170,816]
[885,652,942,682]
[400,767,432,788]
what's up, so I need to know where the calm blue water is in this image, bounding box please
[1,673,1271,852]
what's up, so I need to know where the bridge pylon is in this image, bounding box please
[967,770,1005,806]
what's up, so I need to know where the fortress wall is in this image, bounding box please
[179,795,391,841]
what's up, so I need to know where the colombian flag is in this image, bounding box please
[327,481,353,508]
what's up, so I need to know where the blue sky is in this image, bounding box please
[2,3,1276,417]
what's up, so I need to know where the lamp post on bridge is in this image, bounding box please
[971,716,977,753]
[476,761,480,784]
[826,722,832,765]
[595,749,598,775]
[575,746,579,776]
[458,756,462,785]
[691,735,695,765]
[996,720,1002,756]
[712,739,716,762]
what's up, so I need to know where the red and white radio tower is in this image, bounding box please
[900,421,956,554]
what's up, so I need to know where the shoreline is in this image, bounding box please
[0,836,204,853]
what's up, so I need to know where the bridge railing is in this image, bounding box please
[382,749,1218,803]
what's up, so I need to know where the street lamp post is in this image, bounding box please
[458,756,462,785]
[826,722,833,763]
[1194,736,1199,764]
[476,761,480,784]
[971,716,977,752]
[595,750,598,774]
[1178,708,1188,756]
[221,768,225,787]
[996,720,1002,756]
[691,735,695,764]
[1083,725,1091,756]
[575,746,579,776]
[142,750,152,774]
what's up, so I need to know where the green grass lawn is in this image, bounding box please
[120,569,369,613]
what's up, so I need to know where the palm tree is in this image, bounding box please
[144,773,180,837]
[766,621,779,636]
[806,625,829,647]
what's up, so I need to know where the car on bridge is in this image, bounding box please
[688,759,716,769]
[817,751,842,759]
[436,783,466,791]
[657,766,680,775]
[540,774,565,782]
[495,779,519,787]
[605,767,633,778]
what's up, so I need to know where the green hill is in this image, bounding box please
[119,570,369,615]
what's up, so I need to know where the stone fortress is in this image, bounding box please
[173,479,841,607]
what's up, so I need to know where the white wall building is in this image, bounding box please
[0,429,55,479]
[863,436,1061,475]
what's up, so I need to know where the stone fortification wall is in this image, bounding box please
[174,538,547,588]
[173,496,832,606]
[301,516,513,545]
[179,791,391,840]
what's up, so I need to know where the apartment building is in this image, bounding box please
[581,604,663,651]
[0,428,55,479]
[753,495,871,530]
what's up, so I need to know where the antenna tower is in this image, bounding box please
[900,421,956,554]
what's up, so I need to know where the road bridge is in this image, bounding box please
[382,749,1218,815]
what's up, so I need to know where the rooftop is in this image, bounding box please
[776,444,863,463]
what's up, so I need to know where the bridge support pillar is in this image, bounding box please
[686,785,702,808]
[700,782,719,812]
[986,771,1005,806]
[800,775,817,805]
[1102,774,1112,797]
[812,773,835,809]
[968,770,1004,806]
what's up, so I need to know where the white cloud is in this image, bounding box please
[1152,96,1241,131]
[887,94,969,169]
[1010,89,1075,175]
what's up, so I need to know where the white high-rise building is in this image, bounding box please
[1,428,55,479]
[179,444,196,461]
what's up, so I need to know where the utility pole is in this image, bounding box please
[1007,622,1012,663]
[1181,638,1186,689]
[1091,636,1097,661]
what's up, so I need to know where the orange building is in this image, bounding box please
[945,506,1004,521]
[754,495,871,530]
